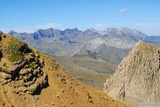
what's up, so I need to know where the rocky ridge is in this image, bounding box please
[0,32,126,107]
[104,41,160,107]
[9,27,160,73]
[9,27,155,57]
[0,31,48,95]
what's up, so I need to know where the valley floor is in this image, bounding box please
[67,70,111,90]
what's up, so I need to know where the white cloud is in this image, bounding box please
[134,23,160,26]
[119,8,127,13]
[133,22,160,35]
[96,23,106,28]
[0,27,35,33]
[0,22,60,33]
[0,28,10,33]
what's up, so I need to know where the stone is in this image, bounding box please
[0,51,3,59]
[0,31,3,36]
[0,72,12,80]
[104,41,160,107]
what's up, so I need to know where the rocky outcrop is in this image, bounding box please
[0,33,48,95]
[104,41,160,107]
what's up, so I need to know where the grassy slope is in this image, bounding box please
[67,70,111,90]
[54,56,117,74]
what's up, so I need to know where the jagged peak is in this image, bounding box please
[64,27,79,31]
[86,28,97,31]
[118,27,147,38]
[135,40,146,47]
[134,40,157,51]
[104,28,117,31]
[118,27,131,31]
[8,30,17,35]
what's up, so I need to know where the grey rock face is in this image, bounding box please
[104,41,160,107]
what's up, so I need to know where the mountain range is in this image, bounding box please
[9,27,160,74]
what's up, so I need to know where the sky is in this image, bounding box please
[0,0,160,35]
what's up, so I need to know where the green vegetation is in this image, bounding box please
[67,70,111,90]
[7,37,23,50]
[37,74,41,78]
[3,63,6,66]
[54,55,114,90]
[55,63,60,69]
[8,53,22,62]
[54,56,117,74]
[28,62,35,69]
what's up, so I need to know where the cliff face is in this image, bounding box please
[0,32,126,107]
[104,41,160,107]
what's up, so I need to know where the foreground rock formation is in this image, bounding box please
[0,32,126,107]
[104,41,160,107]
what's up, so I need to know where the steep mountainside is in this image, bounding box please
[0,32,126,107]
[104,41,160,107]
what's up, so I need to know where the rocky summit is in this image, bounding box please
[0,32,126,107]
[104,41,160,107]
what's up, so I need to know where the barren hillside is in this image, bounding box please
[0,32,126,107]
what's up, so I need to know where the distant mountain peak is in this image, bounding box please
[118,27,147,38]
[8,30,17,35]
[87,28,97,31]
[73,27,78,30]
[104,28,117,32]
[65,27,79,31]
[118,27,130,30]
